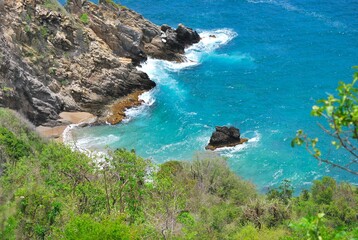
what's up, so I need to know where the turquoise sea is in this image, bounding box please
[68,0,358,192]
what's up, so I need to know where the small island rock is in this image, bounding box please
[206,126,248,150]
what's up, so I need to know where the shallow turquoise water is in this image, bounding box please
[71,0,358,192]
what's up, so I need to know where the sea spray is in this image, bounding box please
[119,28,240,124]
[122,89,157,123]
[164,29,238,71]
[62,119,110,164]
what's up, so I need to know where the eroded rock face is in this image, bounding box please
[0,0,200,126]
[0,34,62,126]
[206,126,248,150]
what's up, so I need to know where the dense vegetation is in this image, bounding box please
[0,108,357,239]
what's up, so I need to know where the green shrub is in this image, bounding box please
[267,179,293,204]
[187,155,257,204]
[0,127,30,162]
[293,177,358,229]
[312,176,336,204]
[80,13,89,25]
[288,213,357,240]
[0,108,357,239]
[64,215,140,239]
[241,198,291,228]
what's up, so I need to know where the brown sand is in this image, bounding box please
[59,112,96,124]
[36,90,145,141]
[36,125,68,142]
[36,112,96,142]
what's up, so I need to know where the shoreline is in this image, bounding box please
[56,30,235,147]
[36,90,149,143]
[36,112,97,142]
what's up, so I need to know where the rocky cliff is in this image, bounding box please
[0,0,200,126]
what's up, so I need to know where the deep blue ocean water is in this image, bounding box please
[67,0,357,192]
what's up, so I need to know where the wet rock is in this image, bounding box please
[175,23,200,46]
[206,126,248,150]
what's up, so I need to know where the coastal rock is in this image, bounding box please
[82,2,201,63]
[0,0,199,126]
[160,24,172,32]
[175,24,201,46]
[105,90,145,125]
[66,0,84,14]
[150,23,201,61]
[205,126,248,150]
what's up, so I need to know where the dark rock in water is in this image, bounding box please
[149,23,201,62]
[206,126,248,150]
[175,24,201,46]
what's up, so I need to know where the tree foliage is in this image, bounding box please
[293,69,358,175]
[0,108,357,239]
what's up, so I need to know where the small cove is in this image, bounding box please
[71,0,358,192]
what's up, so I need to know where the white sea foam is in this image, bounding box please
[165,28,238,71]
[273,169,283,179]
[139,28,238,74]
[132,28,238,121]
[76,134,120,149]
[122,89,156,123]
[62,123,110,164]
[62,123,80,147]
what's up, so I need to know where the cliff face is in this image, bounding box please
[0,0,200,126]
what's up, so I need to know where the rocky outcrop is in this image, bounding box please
[206,126,248,150]
[81,1,201,63]
[175,24,200,47]
[0,0,200,126]
[148,23,200,61]
[0,34,62,126]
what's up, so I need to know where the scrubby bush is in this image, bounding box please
[0,127,30,162]
[0,108,357,239]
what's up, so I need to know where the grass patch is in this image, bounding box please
[79,13,89,25]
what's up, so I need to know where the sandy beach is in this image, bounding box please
[36,112,96,142]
